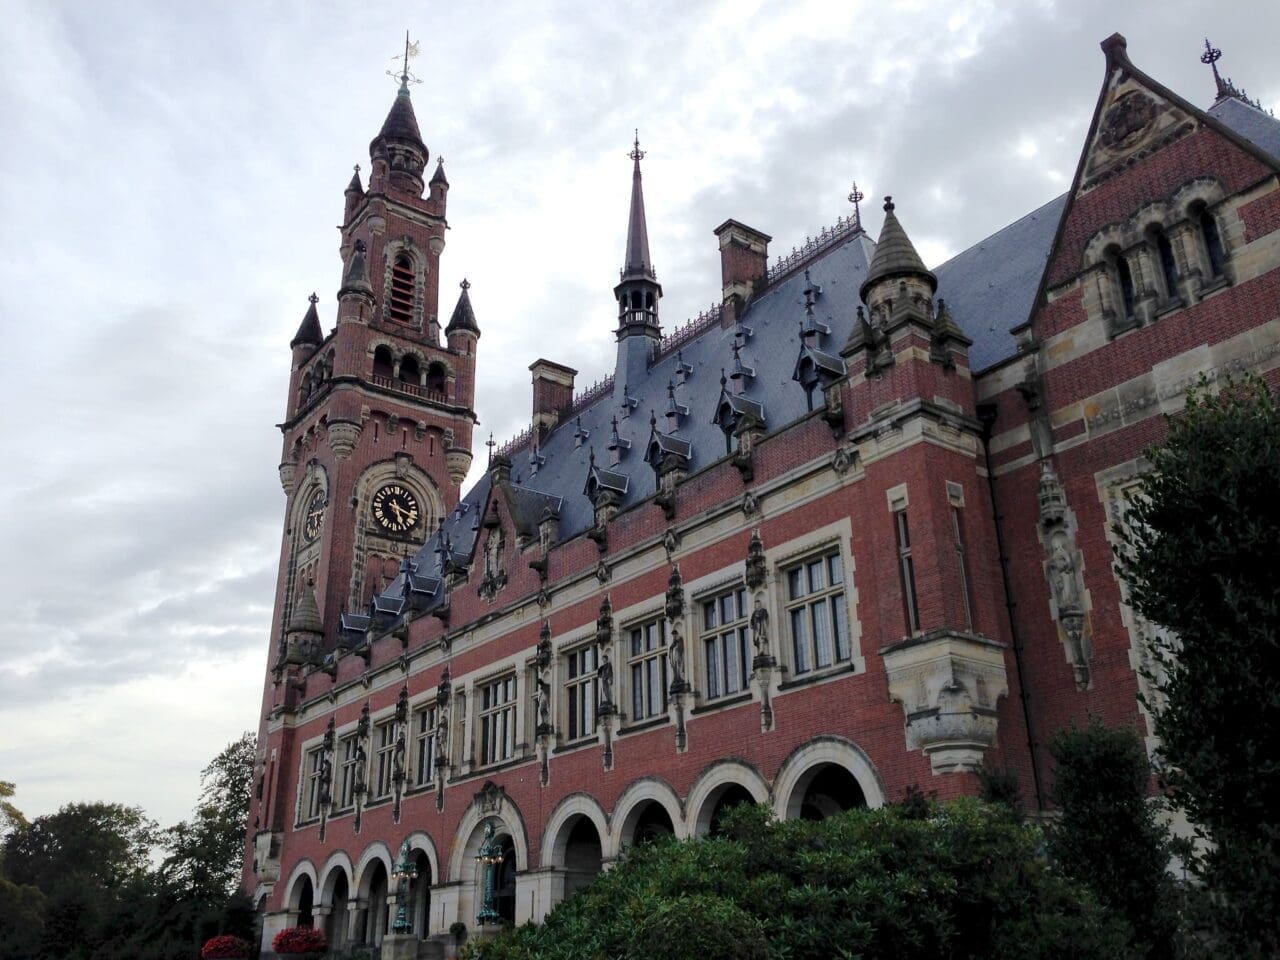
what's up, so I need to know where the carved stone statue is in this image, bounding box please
[597,647,614,706]
[668,623,686,687]
[1048,541,1081,612]
[750,598,770,656]
[435,707,450,763]
[533,671,551,729]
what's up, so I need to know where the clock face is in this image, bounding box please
[372,483,420,533]
[303,490,326,542]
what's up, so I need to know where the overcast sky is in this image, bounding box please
[1,0,1275,831]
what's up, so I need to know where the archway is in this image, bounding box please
[323,870,349,947]
[707,784,755,837]
[410,849,432,936]
[363,860,389,946]
[554,815,603,898]
[793,763,866,820]
[631,800,675,844]
[493,833,517,924]
[687,761,770,838]
[295,875,314,928]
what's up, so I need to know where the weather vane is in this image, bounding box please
[387,30,422,87]
[485,431,496,466]
[629,129,645,163]
[848,180,865,229]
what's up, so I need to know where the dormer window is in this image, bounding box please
[389,253,415,323]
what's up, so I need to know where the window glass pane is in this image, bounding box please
[704,602,717,630]
[829,554,844,585]
[813,604,833,668]
[706,639,721,699]
[631,629,642,657]
[808,560,825,593]
[725,634,741,694]
[737,589,747,615]
[631,664,643,718]
[833,596,850,661]
[792,608,810,674]
[788,567,804,600]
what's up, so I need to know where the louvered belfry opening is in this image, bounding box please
[389,253,415,323]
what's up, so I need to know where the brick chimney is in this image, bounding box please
[713,219,771,326]
[529,359,577,435]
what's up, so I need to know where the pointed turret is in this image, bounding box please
[613,131,663,342]
[445,278,480,337]
[429,157,449,204]
[860,196,937,304]
[343,165,364,224]
[290,293,323,350]
[283,581,324,665]
[369,80,429,196]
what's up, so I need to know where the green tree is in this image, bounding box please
[0,781,27,843]
[1047,719,1179,957]
[1115,375,1280,957]
[466,800,1130,960]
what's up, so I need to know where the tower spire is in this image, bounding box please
[613,130,662,342]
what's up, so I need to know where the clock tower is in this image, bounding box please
[269,73,478,671]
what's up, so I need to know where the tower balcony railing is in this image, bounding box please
[370,374,450,404]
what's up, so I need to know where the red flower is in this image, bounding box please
[200,934,251,959]
[273,926,329,955]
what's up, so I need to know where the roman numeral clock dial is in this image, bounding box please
[371,483,420,534]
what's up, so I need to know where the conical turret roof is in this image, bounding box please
[290,293,323,348]
[375,83,426,151]
[287,582,324,635]
[445,278,480,336]
[430,158,449,187]
[860,197,936,302]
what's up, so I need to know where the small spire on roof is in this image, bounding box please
[847,180,865,231]
[290,291,324,348]
[347,164,364,194]
[1201,38,1265,110]
[860,195,936,304]
[445,278,479,337]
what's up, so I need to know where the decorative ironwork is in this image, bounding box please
[387,31,423,87]
[391,839,418,933]
[475,820,504,924]
[656,303,722,360]
[766,213,862,285]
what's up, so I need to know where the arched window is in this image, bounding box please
[1199,207,1226,278]
[389,253,415,323]
[426,361,446,395]
[1149,227,1180,303]
[1107,246,1136,322]
[400,354,421,387]
[372,345,394,380]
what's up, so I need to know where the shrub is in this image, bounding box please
[272,925,327,954]
[201,934,251,959]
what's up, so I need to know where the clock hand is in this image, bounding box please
[389,501,406,523]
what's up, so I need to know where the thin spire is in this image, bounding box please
[1201,37,1264,110]
[860,196,937,302]
[622,130,654,280]
[290,292,323,349]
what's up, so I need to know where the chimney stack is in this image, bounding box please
[713,220,771,326]
[529,359,577,436]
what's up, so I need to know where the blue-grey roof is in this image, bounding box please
[933,194,1068,373]
[1209,96,1280,162]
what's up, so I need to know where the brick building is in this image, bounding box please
[244,34,1280,956]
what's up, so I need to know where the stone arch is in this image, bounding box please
[1083,221,1135,269]
[1171,176,1227,218]
[611,776,686,849]
[399,831,439,937]
[400,831,441,885]
[541,792,612,867]
[283,858,318,912]
[686,758,770,837]
[353,841,395,899]
[447,793,531,881]
[772,735,886,821]
[318,851,354,904]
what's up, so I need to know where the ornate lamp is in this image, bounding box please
[390,840,419,934]
[475,820,504,924]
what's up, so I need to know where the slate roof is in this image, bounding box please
[376,85,426,150]
[364,90,1280,623]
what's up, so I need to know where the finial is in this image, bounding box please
[387,31,421,88]
[883,195,894,213]
[720,368,728,388]
[848,180,864,228]
[460,277,471,291]
[308,291,319,305]
[485,431,495,466]
[629,129,646,164]
[354,163,361,175]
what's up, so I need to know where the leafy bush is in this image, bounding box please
[465,800,1131,960]
[200,934,251,959]
[272,925,327,954]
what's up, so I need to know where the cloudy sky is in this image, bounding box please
[1,0,1275,830]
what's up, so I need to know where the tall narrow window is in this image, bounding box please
[565,645,598,740]
[338,735,361,808]
[479,676,517,766]
[373,345,394,381]
[786,551,850,675]
[1112,251,1137,320]
[895,509,921,633]
[627,620,667,721]
[413,704,437,786]
[303,747,324,820]
[951,505,974,632]
[373,720,396,799]
[389,253,415,323]
[399,354,421,388]
[1153,228,1180,302]
[1200,208,1226,277]
[702,587,750,699]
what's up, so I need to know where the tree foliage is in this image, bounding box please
[466,800,1131,960]
[1047,719,1179,958]
[1114,375,1280,956]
